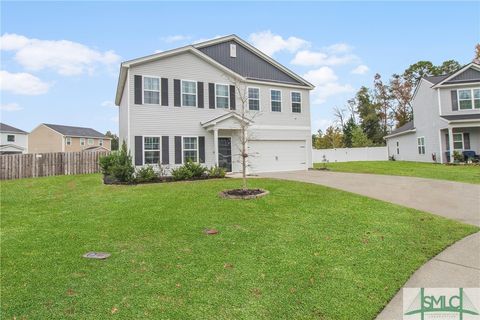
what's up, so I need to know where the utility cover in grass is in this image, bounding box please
[82,252,111,259]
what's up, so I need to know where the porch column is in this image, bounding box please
[213,128,219,166]
[448,126,454,163]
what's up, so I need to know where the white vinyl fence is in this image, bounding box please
[312,147,388,163]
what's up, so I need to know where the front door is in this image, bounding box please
[218,137,232,172]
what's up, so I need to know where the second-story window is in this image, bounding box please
[181,80,197,107]
[458,88,480,110]
[215,84,229,108]
[65,137,71,145]
[143,77,160,104]
[248,87,260,111]
[7,135,15,142]
[80,138,85,146]
[99,139,104,146]
[291,92,301,113]
[271,89,282,112]
[87,138,94,145]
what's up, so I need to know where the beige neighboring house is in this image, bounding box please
[28,123,111,153]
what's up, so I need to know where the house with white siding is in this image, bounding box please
[0,123,28,155]
[115,35,314,173]
[385,63,480,163]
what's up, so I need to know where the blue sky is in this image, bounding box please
[1,1,478,134]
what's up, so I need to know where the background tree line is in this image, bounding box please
[313,44,480,149]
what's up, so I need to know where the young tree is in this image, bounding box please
[333,106,347,130]
[373,73,394,135]
[105,131,119,150]
[355,86,383,144]
[342,117,357,148]
[390,74,413,128]
[351,126,373,147]
[314,126,343,149]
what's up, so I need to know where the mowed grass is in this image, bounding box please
[1,175,477,319]
[314,161,480,184]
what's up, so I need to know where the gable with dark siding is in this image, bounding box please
[198,40,303,86]
[444,67,480,84]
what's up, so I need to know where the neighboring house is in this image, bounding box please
[28,124,111,153]
[115,34,314,173]
[0,123,28,155]
[385,62,480,163]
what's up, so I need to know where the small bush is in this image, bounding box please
[99,152,117,175]
[136,165,157,182]
[101,141,134,183]
[453,150,464,163]
[208,165,226,178]
[171,160,206,181]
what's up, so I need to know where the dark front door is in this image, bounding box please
[218,137,232,172]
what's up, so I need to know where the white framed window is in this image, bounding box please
[7,135,15,142]
[458,88,480,110]
[143,76,160,104]
[396,141,399,155]
[248,87,260,111]
[271,89,282,112]
[453,133,464,150]
[181,80,197,107]
[144,137,160,164]
[183,136,198,163]
[99,139,104,146]
[87,138,94,145]
[215,84,229,108]
[80,138,85,146]
[291,91,301,113]
[65,137,71,146]
[417,137,425,155]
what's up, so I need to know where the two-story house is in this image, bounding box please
[28,123,111,153]
[385,62,480,163]
[115,35,314,173]
[0,123,28,154]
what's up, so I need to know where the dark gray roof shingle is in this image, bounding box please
[387,121,415,136]
[0,123,28,134]
[43,124,107,138]
[423,75,449,85]
[440,114,480,121]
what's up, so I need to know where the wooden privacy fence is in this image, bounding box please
[0,151,110,180]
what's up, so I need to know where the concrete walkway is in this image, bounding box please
[258,170,480,319]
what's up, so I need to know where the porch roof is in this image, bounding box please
[440,114,480,122]
[200,112,253,130]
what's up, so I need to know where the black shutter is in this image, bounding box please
[199,136,205,163]
[445,133,450,151]
[134,75,142,105]
[174,136,182,164]
[197,82,204,108]
[161,78,168,106]
[229,85,236,110]
[174,79,181,107]
[208,83,215,109]
[463,133,470,149]
[451,90,458,111]
[162,136,169,164]
[134,136,143,165]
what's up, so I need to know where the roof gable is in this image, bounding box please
[197,39,303,86]
[432,63,480,87]
[43,124,107,138]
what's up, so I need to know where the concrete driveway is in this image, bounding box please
[259,170,480,226]
[259,170,480,320]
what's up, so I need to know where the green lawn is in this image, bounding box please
[1,175,477,319]
[314,161,480,184]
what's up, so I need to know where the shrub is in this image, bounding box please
[110,142,135,183]
[453,150,464,163]
[208,165,226,178]
[136,165,157,182]
[99,152,117,175]
[171,160,207,181]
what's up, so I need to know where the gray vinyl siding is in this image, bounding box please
[439,83,480,116]
[118,77,129,147]
[198,40,303,85]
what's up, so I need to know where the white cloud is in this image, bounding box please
[351,64,369,74]
[326,43,352,54]
[0,102,23,112]
[0,70,51,95]
[0,33,121,76]
[249,30,310,56]
[303,67,354,104]
[291,50,359,67]
[161,35,191,43]
[101,100,114,108]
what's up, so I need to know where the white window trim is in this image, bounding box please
[457,88,480,111]
[7,134,15,142]
[453,132,464,150]
[181,135,199,164]
[181,79,197,107]
[247,86,260,111]
[87,138,94,145]
[142,75,161,105]
[291,91,302,113]
[80,138,85,146]
[417,136,425,155]
[270,89,282,112]
[142,136,161,165]
[99,139,103,146]
[65,137,71,146]
[215,83,230,109]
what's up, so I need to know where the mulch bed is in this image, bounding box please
[103,175,225,185]
[219,188,269,200]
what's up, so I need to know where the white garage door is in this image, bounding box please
[248,140,307,173]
